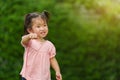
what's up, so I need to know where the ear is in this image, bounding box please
[27,28,33,33]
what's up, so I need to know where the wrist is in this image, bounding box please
[56,71,61,74]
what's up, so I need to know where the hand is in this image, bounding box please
[28,33,37,39]
[56,72,62,80]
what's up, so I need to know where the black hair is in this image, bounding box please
[24,10,50,35]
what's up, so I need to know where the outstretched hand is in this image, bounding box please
[28,33,38,39]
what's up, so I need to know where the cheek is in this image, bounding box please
[45,28,48,32]
[46,30,48,34]
[33,28,39,33]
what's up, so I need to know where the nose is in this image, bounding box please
[39,27,44,30]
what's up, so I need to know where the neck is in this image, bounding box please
[38,38,45,42]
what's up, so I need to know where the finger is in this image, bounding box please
[30,33,37,39]
[56,73,62,80]
[56,76,61,80]
[31,35,34,38]
[29,34,33,39]
[34,34,38,38]
[29,35,32,38]
[32,33,37,38]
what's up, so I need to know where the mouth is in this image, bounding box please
[40,31,46,35]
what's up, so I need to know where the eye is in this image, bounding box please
[37,26,40,28]
[44,24,47,27]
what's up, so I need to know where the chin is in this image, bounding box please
[41,35,47,38]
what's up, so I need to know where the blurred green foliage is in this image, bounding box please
[0,0,120,80]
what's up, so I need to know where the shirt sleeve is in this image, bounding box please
[49,43,56,58]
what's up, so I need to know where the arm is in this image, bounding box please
[50,57,62,80]
[21,33,37,45]
[21,34,31,45]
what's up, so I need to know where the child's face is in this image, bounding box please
[31,17,48,39]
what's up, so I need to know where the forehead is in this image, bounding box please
[32,16,46,24]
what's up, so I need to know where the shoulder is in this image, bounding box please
[25,39,39,48]
[46,40,55,47]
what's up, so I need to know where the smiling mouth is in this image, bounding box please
[40,32,46,35]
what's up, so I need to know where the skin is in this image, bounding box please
[21,16,62,80]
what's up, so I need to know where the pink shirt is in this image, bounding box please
[20,39,56,80]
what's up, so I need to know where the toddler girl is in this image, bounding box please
[20,10,62,80]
